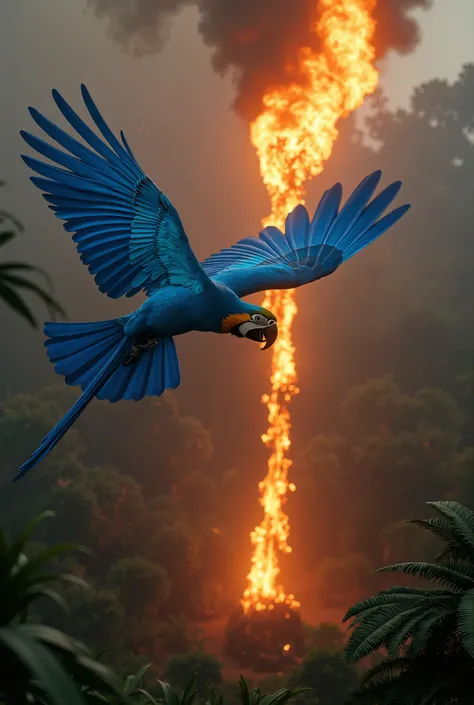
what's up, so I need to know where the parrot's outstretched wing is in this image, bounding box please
[201,171,410,298]
[20,85,210,299]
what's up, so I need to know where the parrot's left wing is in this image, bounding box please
[201,171,410,299]
[20,85,210,299]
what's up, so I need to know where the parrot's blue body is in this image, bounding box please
[15,85,411,480]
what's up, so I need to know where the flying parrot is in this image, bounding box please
[15,85,411,480]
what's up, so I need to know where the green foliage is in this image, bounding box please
[289,650,357,705]
[158,614,206,655]
[66,589,126,653]
[108,557,170,618]
[344,501,474,702]
[83,663,160,704]
[236,676,311,705]
[347,646,474,705]
[304,623,345,653]
[0,511,126,705]
[1,67,473,694]
[0,184,66,327]
[294,373,471,581]
[164,651,222,690]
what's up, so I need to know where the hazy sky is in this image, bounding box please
[1,0,472,256]
[0,0,472,419]
[380,0,474,106]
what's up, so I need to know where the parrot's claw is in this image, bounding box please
[124,337,157,365]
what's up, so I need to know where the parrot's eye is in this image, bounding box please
[252,314,266,325]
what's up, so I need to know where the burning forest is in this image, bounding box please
[83,7,433,652]
[3,0,474,703]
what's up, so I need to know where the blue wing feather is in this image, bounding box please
[21,85,209,299]
[28,106,131,184]
[201,171,410,298]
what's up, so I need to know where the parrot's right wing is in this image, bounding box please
[20,85,211,299]
[201,171,410,299]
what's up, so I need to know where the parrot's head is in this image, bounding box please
[221,307,278,350]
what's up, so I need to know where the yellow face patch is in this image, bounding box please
[220,313,250,334]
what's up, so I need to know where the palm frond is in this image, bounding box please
[0,231,16,247]
[0,217,67,326]
[406,517,468,560]
[343,586,453,622]
[0,281,38,326]
[406,610,453,656]
[0,209,24,232]
[0,270,66,319]
[346,604,430,662]
[352,658,445,705]
[374,561,474,589]
[427,501,474,552]
[385,601,456,657]
[456,587,474,658]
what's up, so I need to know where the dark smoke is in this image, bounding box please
[87,0,433,118]
[87,0,194,55]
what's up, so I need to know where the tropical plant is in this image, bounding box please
[157,677,200,705]
[164,650,222,690]
[0,183,65,327]
[230,676,310,705]
[289,650,357,705]
[81,663,161,704]
[0,510,126,705]
[343,500,474,703]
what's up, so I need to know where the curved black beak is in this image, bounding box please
[245,324,278,350]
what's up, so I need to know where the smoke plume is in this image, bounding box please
[87,0,433,118]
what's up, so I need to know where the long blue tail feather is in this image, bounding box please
[14,333,131,481]
[15,319,181,480]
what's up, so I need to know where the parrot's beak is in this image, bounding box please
[245,323,278,350]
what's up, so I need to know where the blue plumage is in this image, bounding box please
[16,84,411,480]
[201,170,410,297]
[14,335,131,481]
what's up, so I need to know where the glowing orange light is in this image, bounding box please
[283,644,291,652]
[241,0,378,614]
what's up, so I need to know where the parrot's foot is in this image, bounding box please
[124,337,157,365]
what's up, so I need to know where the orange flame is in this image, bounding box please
[241,0,378,614]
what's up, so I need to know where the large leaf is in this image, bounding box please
[0,210,67,325]
[456,587,474,658]
[0,231,16,247]
[374,561,474,590]
[428,501,474,553]
[0,271,66,319]
[346,604,429,663]
[342,586,454,622]
[21,624,128,701]
[0,511,55,579]
[156,679,180,705]
[0,281,37,326]
[259,687,312,705]
[123,663,151,694]
[0,627,84,705]
[0,211,24,232]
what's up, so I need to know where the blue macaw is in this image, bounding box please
[15,85,410,480]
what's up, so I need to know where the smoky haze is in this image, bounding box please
[87,0,433,117]
[1,0,473,669]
